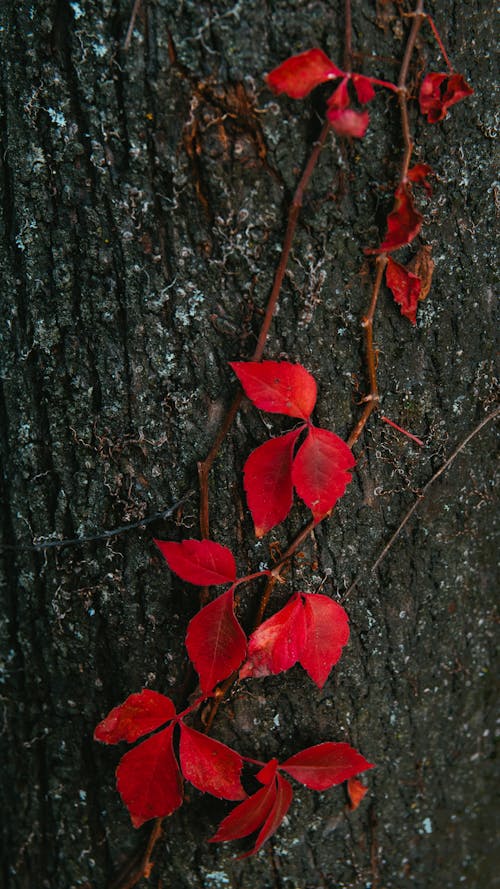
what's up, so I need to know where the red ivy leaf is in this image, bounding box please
[347,776,369,811]
[407,163,434,197]
[209,780,277,844]
[299,594,350,688]
[385,256,422,325]
[243,428,302,538]
[239,594,306,680]
[186,589,247,694]
[239,775,293,859]
[154,538,237,587]
[326,107,370,138]
[116,723,183,827]
[327,77,349,109]
[94,690,176,745]
[352,73,376,104]
[256,758,279,785]
[240,593,349,688]
[365,184,423,254]
[292,426,355,518]
[179,724,246,801]
[280,742,374,791]
[266,48,343,99]
[230,361,317,420]
[419,72,473,123]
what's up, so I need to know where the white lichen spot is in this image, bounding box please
[422,817,432,834]
[70,1,85,18]
[203,871,230,887]
[47,108,66,127]
[273,713,280,728]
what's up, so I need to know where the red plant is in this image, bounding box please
[95,9,475,877]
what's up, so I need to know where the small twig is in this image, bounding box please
[425,15,454,73]
[0,494,192,553]
[342,405,500,600]
[347,255,386,448]
[109,818,163,889]
[124,0,143,50]
[380,415,425,447]
[398,0,425,180]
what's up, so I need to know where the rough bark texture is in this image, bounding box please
[0,2,497,888]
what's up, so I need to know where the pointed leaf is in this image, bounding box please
[116,724,183,827]
[179,724,246,800]
[292,426,355,518]
[94,690,176,745]
[326,107,370,138]
[186,589,247,694]
[243,429,302,537]
[256,758,279,786]
[239,593,306,680]
[209,781,277,843]
[281,742,374,791]
[385,256,422,325]
[365,184,423,254]
[239,775,293,858]
[154,538,237,586]
[352,74,376,103]
[266,49,343,99]
[347,776,369,811]
[299,594,350,688]
[230,361,317,419]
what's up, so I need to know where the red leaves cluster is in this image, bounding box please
[266,48,397,139]
[231,361,355,535]
[211,743,373,856]
[419,72,473,123]
[95,690,246,827]
[240,592,349,689]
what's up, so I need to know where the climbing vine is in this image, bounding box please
[94,3,474,881]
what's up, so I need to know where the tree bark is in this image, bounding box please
[0,2,497,888]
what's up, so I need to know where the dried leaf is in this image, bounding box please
[385,256,422,325]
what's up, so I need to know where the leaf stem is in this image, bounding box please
[425,15,454,73]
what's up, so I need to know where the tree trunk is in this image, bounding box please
[0,2,497,887]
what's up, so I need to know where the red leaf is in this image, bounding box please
[154,538,237,586]
[116,724,183,827]
[385,256,422,325]
[239,594,306,680]
[298,594,350,688]
[327,77,349,109]
[239,774,293,858]
[179,724,246,801]
[243,429,302,537]
[419,71,473,123]
[209,781,277,843]
[186,589,247,693]
[266,48,343,99]
[280,742,374,791]
[292,426,355,518]
[365,184,423,254]
[326,107,369,138]
[94,690,176,745]
[230,361,317,420]
[407,163,434,196]
[347,776,369,811]
[256,758,279,785]
[352,74,376,104]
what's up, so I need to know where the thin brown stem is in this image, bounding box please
[344,0,353,73]
[197,121,331,531]
[398,0,425,180]
[123,0,143,50]
[426,15,454,73]
[347,255,386,447]
[342,405,500,600]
